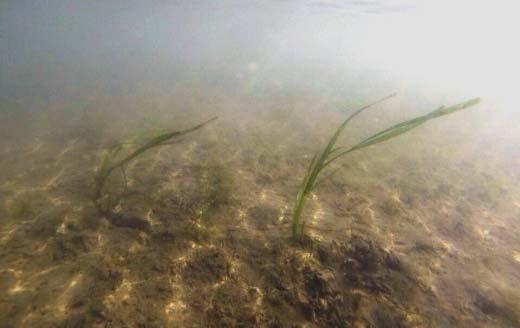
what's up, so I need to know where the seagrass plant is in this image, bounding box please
[94,117,217,210]
[292,96,480,241]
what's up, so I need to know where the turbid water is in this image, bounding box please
[1,1,519,327]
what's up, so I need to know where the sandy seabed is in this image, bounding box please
[1,90,519,327]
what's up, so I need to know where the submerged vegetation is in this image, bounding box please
[93,117,217,213]
[291,96,481,240]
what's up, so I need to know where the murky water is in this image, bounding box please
[1,1,519,327]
